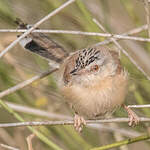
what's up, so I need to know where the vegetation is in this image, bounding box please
[0,0,150,150]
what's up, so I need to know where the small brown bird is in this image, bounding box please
[16,20,139,132]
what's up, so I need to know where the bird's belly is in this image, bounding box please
[62,74,128,119]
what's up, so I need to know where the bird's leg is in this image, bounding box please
[74,113,86,132]
[123,104,139,126]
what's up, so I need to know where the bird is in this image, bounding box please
[16,19,139,132]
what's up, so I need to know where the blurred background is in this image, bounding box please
[0,0,150,150]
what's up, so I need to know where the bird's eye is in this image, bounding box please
[91,65,99,71]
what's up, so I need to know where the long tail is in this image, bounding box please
[15,18,69,64]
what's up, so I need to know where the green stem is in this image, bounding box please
[0,99,63,150]
[90,134,150,150]
[76,0,103,41]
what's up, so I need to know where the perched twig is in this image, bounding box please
[144,0,150,37]
[0,0,75,58]
[0,117,150,128]
[0,144,19,150]
[0,68,58,98]
[90,134,150,150]
[128,104,150,108]
[4,102,141,137]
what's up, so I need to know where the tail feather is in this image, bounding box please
[16,18,69,64]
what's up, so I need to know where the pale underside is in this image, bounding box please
[61,70,128,119]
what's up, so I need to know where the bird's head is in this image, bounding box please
[63,47,119,85]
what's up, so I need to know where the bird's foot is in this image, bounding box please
[74,114,86,132]
[123,104,139,126]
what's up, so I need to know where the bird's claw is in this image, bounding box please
[128,109,139,127]
[123,105,139,127]
[74,114,86,132]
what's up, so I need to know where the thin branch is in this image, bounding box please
[5,102,71,120]
[93,18,150,80]
[8,101,150,118]
[0,24,147,35]
[5,97,150,121]
[0,117,150,128]
[90,134,150,150]
[0,144,19,150]
[144,0,150,37]
[1,29,150,42]
[0,68,58,98]
[128,104,150,108]
[0,0,75,58]
[89,124,141,137]
[95,24,148,46]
